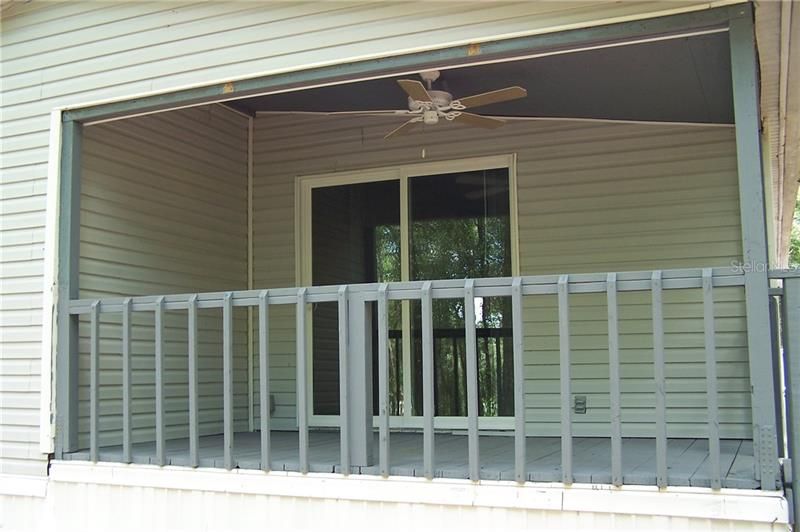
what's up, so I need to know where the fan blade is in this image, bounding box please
[384,118,422,139]
[397,79,432,102]
[456,86,527,109]
[255,110,412,117]
[454,112,506,129]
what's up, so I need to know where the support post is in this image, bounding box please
[346,293,374,466]
[783,277,800,519]
[55,119,82,457]
[729,5,779,490]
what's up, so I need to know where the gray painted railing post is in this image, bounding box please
[783,277,800,519]
[55,119,82,457]
[122,298,132,464]
[338,286,350,473]
[729,4,780,489]
[377,284,391,477]
[259,290,271,472]
[464,280,480,481]
[346,292,374,467]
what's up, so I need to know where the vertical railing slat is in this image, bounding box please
[651,271,667,488]
[188,294,199,468]
[296,288,309,474]
[464,280,480,481]
[557,275,572,484]
[121,298,132,464]
[338,285,350,474]
[155,296,166,466]
[421,281,435,479]
[607,273,622,486]
[377,284,390,477]
[703,269,721,489]
[89,300,100,463]
[259,290,271,472]
[511,277,526,483]
[222,292,234,470]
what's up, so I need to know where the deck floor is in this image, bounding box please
[64,431,758,489]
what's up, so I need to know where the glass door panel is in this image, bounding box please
[310,180,401,415]
[408,168,513,417]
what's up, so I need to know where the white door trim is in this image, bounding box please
[296,153,519,429]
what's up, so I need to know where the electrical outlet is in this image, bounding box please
[573,395,587,414]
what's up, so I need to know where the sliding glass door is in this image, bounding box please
[303,156,516,425]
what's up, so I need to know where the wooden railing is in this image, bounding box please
[68,267,748,486]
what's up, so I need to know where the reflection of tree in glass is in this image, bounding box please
[376,215,513,418]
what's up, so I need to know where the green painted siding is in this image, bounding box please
[77,106,249,447]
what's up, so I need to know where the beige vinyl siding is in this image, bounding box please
[0,0,741,476]
[251,114,747,438]
[77,105,249,448]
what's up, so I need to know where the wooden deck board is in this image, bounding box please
[65,431,757,488]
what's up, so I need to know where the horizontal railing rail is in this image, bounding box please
[69,267,745,314]
[68,266,746,488]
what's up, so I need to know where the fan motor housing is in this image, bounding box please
[408,89,453,112]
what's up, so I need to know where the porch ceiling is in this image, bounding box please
[228,32,733,124]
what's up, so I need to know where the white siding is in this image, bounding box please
[78,105,249,448]
[251,114,748,438]
[0,0,742,477]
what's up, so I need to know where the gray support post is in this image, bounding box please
[607,273,622,487]
[729,5,779,490]
[89,301,99,462]
[346,292,375,468]
[338,286,350,473]
[511,277,526,483]
[259,290,271,472]
[223,292,234,470]
[770,296,786,455]
[557,275,572,484]
[55,120,82,457]
[464,280,480,481]
[783,277,800,518]
[377,284,390,477]
[155,296,166,466]
[651,271,667,488]
[421,281,435,479]
[703,269,722,489]
[296,288,309,473]
[188,294,199,468]
[122,298,132,464]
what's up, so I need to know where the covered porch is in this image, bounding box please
[53,4,789,495]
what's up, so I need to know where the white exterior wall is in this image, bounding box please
[0,462,789,531]
[251,114,748,438]
[0,0,745,481]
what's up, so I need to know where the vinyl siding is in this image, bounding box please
[0,0,742,477]
[77,105,249,448]
[251,114,748,438]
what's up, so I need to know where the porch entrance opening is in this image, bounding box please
[309,167,514,421]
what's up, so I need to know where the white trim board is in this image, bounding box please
[45,461,789,525]
[39,110,63,455]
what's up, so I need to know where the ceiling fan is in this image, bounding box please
[383,70,527,139]
[253,70,528,139]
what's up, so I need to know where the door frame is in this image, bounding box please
[295,153,520,429]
